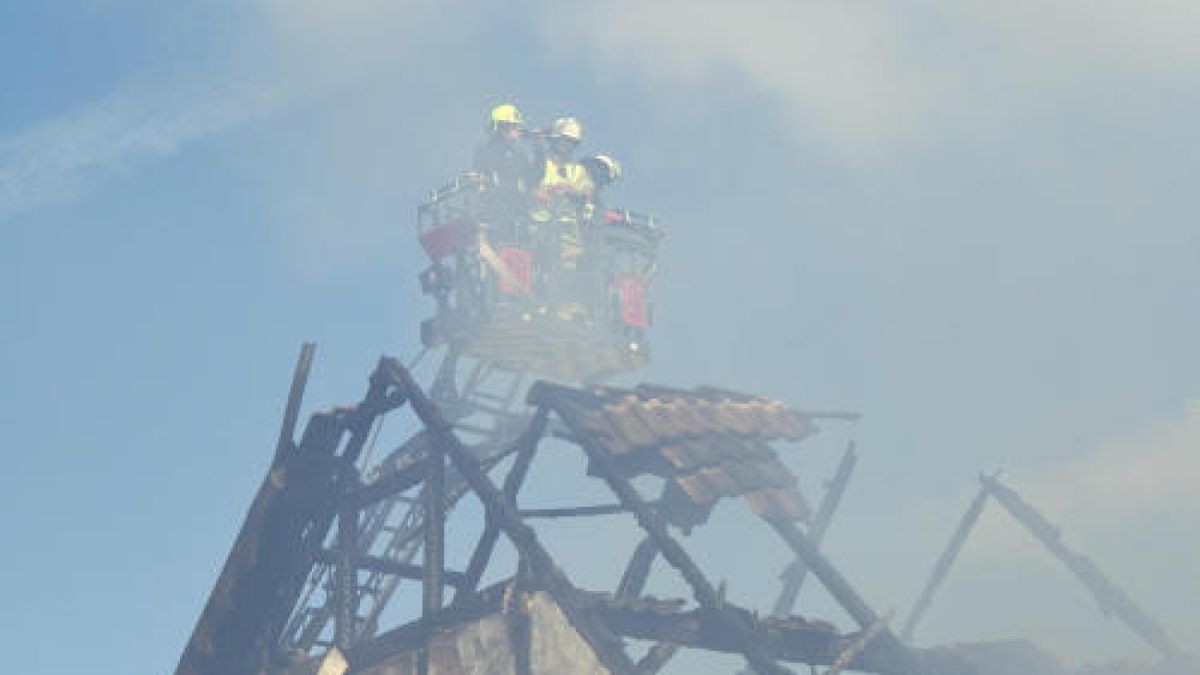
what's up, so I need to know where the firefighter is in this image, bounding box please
[580,153,621,222]
[583,153,621,188]
[474,103,542,244]
[473,103,541,193]
[531,117,592,320]
[533,116,591,220]
[534,117,590,258]
[546,117,582,165]
[537,117,589,195]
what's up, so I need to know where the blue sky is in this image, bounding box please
[2,2,1198,673]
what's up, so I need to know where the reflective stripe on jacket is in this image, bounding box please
[539,159,592,195]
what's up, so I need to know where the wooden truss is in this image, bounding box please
[176,346,1039,675]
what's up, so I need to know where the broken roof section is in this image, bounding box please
[527,381,826,527]
[177,351,920,675]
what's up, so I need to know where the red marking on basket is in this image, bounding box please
[617,276,648,328]
[498,246,533,294]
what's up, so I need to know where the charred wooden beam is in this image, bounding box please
[617,537,658,598]
[346,590,508,671]
[458,408,549,598]
[272,342,316,465]
[344,583,984,675]
[339,358,411,470]
[594,602,829,661]
[828,609,895,675]
[519,503,635,518]
[772,442,857,617]
[384,359,637,675]
[765,518,916,673]
[768,518,876,629]
[176,401,349,675]
[275,362,403,652]
[618,537,676,674]
[545,403,793,675]
[507,578,535,675]
[274,412,348,656]
[588,598,955,675]
[634,642,679,674]
[981,474,1182,659]
[901,485,988,641]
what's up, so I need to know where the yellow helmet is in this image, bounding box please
[489,103,524,130]
[551,116,583,142]
[593,153,622,182]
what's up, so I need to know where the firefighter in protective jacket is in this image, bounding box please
[473,103,541,193]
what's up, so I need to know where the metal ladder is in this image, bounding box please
[279,346,531,654]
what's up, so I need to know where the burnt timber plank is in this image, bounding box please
[383,357,638,675]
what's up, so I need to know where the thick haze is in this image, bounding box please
[1,2,1197,673]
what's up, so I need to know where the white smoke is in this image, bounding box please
[0,78,286,223]
[534,0,1200,156]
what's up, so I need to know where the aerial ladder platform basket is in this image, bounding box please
[415,173,661,383]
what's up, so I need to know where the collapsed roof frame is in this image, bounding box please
[902,473,1184,662]
[176,346,998,675]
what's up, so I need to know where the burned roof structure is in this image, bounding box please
[902,474,1193,673]
[174,345,1196,675]
[173,346,939,675]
